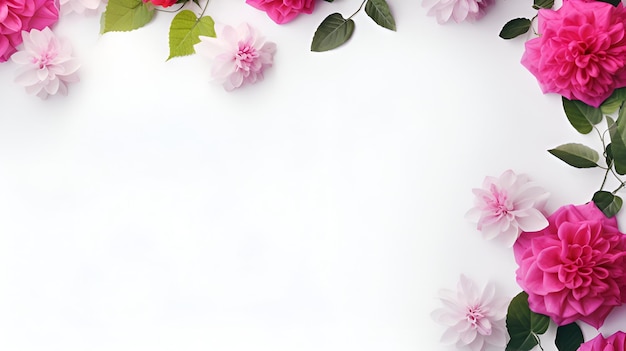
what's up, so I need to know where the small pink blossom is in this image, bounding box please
[194,23,276,91]
[246,0,315,24]
[59,0,106,15]
[521,0,626,107]
[466,170,549,247]
[422,0,494,24]
[578,332,626,351]
[513,202,626,329]
[432,275,507,351]
[0,0,59,62]
[12,27,80,99]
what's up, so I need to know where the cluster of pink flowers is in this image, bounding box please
[436,168,626,350]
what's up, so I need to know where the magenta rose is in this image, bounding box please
[513,202,626,329]
[0,0,59,62]
[246,0,315,24]
[521,0,626,108]
[578,331,626,351]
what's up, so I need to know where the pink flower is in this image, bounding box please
[431,275,507,351]
[513,202,626,329]
[465,170,549,247]
[12,27,80,99]
[246,0,314,24]
[578,332,626,351]
[59,0,105,15]
[0,0,59,62]
[142,0,176,8]
[521,0,626,108]
[422,0,494,24]
[194,23,276,91]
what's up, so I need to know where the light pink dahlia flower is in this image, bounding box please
[422,0,494,24]
[432,275,507,351]
[466,170,549,247]
[194,23,276,91]
[12,27,80,99]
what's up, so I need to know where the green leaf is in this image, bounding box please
[532,0,554,9]
[593,191,623,218]
[609,105,626,174]
[311,13,355,52]
[601,88,626,114]
[606,143,614,168]
[168,11,215,60]
[506,291,550,351]
[499,18,531,39]
[555,323,584,351]
[562,97,603,134]
[548,143,600,168]
[102,0,154,33]
[364,0,396,31]
[597,0,620,6]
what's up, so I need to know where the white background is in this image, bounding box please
[1,0,624,350]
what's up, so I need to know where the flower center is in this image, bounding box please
[32,50,56,69]
[488,185,511,217]
[235,43,259,72]
[466,305,492,335]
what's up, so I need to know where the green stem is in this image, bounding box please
[600,167,610,191]
[348,0,367,19]
[534,333,544,351]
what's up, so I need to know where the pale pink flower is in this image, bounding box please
[59,0,106,15]
[12,27,80,99]
[422,0,494,24]
[432,275,507,351]
[194,23,276,91]
[465,170,549,247]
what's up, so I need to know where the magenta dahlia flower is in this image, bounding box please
[521,0,626,107]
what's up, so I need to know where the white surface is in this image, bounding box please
[0,1,619,350]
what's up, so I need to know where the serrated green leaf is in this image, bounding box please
[532,0,554,9]
[562,97,603,134]
[102,0,154,33]
[601,88,626,114]
[506,291,550,351]
[168,11,215,60]
[593,191,623,218]
[364,0,396,31]
[555,323,584,351]
[548,143,600,168]
[311,13,355,52]
[499,18,531,39]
